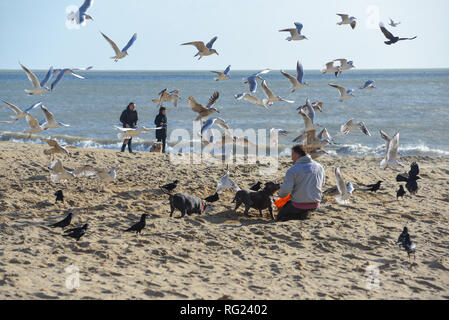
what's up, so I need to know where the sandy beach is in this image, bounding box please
[0,141,448,300]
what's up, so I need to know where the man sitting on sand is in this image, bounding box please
[277,145,326,221]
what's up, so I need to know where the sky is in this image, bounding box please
[1,0,448,70]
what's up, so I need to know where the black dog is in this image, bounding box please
[162,189,208,218]
[232,182,280,220]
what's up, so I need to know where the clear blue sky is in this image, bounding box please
[1,0,448,70]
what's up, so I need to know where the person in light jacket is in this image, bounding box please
[277,144,326,221]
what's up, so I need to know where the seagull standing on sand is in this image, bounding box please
[389,18,401,27]
[328,83,354,102]
[41,138,70,161]
[321,61,342,77]
[260,80,295,106]
[188,92,220,121]
[67,0,94,25]
[279,22,308,41]
[49,160,75,183]
[181,36,219,60]
[340,119,371,136]
[216,166,240,194]
[334,167,353,205]
[379,23,417,45]
[100,32,137,61]
[19,63,53,95]
[280,61,308,92]
[211,65,231,81]
[337,14,357,29]
[380,132,403,169]
[360,80,376,90]
[0,100,42,122]
[234,93,267,109]
[243,69,270,93]
[41,106,70,130]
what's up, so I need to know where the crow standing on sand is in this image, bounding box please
[396,162,420,194]
[365,181,382,192]
[249,181,262,191]
[54,190,64,203]
[204,192,219,203]
[125,214,148,234]
[397,227,416,259]
[160,180,179,193]
[50,212,72,229]
[63,223,88,241]
[396,185,406,199]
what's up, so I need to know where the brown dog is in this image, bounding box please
[150,142,162,153]
[232,182,280,219]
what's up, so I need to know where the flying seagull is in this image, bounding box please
[200,117,231,137]
[19,63,53,95]
[234,93,267,109]
[379,22,416,45]
[243,69,270,93]
[337,14,357,29]
[50,68,86,91]
[1,100,42,122]
[181,36,219,60]
[280,61,308,92]
[188,92,220,121]
[49,159,75,183]
[328,83,354,102]
[41,106,70,130]
[260,80,295,106]
[73,164,119,184]
[279,22,308,41]
[211,65,231,81]
[389,17,401,27]
[24,114,47,138]
[297,100,323,113]
[152,89,181,107]
[335,167,353,205]
[101,32,137,61]
[67,0,94,25]
[396,162,420,194]
[340,119,371,136]
[321,61,342,77]
[114,126,161,139]
[333,59,355,72]
[380,132,403,169]
[360,80,376,90]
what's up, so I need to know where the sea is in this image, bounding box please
[0,69,448,157]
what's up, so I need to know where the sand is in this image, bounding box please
[0,141,448,300]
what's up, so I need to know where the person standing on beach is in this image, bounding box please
[277,145,326,221]
[154,107,167,153]
[120,102,138,153]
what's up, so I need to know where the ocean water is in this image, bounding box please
[0,69,448,157]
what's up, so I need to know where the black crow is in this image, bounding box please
[397,227,408,246]
[63,223,88,241]
[396,185,406,200]
[249,181,262,191]
[396,162,420,194]
[50,212,72,229]
[204,192,219,203]
[379,22,417,45]
[160,180,179,192]
[365,181,382,192]
[54,190,64,203]
[397,227,416,259]
[125,214,148,234]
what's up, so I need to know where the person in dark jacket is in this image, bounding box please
[154,107,167,153]
[120,102,138,153]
